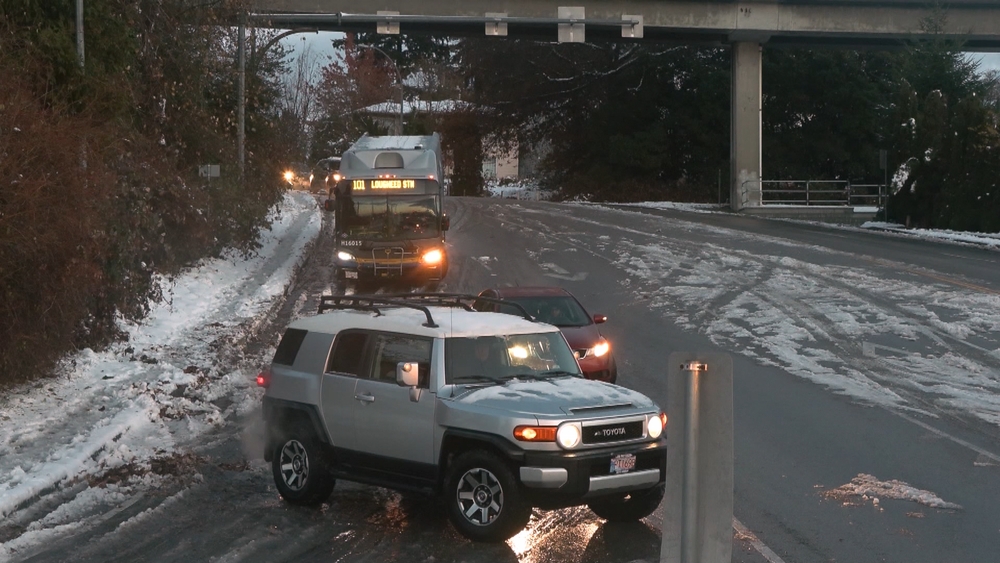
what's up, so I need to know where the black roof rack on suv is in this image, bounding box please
[317,293,534,327]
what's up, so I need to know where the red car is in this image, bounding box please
[476,287,618,383]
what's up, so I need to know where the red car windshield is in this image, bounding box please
[497,296,591,327]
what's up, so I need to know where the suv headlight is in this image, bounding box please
[647,412,666,439]
[556,422,581,449]
[337,251,354,261]
[591,339,610,358]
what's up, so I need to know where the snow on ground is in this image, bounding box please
[484,179,551,201]
[1,192,996,557]
[0,191,321,552]
[822,473,963,511]
[546,202,1000,427]
[613,201,729,214]
[619,200,1000,248]
[861,222,1000,248]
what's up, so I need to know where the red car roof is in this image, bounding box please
[482,286,574,298]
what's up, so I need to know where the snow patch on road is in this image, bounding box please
[823,473,962,510]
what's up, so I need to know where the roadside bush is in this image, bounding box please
[0,1,290,387]
[0,71,119,382]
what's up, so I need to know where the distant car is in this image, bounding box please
[476,287,618,383]
[309,156,341,193]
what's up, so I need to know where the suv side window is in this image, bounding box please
[326,331,369,376]
[368,333,433,387]
[273,328,308,366]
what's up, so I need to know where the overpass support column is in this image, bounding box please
[730,42,762,210]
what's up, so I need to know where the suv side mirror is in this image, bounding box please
[396,362,420,387]
[442,214,450,231]
[397,362,423,402]
[593,314,607,324]
[323,199,334,212]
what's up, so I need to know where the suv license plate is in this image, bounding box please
[345,271,358,279]
[610,453,636,475]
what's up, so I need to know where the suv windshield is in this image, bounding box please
[339,195,440,241]
[496,296,591,327]
[445,332,581,384]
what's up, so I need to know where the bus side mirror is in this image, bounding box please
[442,214,450,231]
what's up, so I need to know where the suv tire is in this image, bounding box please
[444,450,531,542]
[271,425,335,506]
[587,483,664,522]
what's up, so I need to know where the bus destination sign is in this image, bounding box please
[352,179,417,190]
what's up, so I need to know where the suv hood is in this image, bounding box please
[450,377,655,417]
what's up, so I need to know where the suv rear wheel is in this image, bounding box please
[271,426,335,506]
[587,483,664,522]
[444,450,531,542]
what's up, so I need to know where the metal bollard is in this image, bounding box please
[681,362,706,563]
[662,352,733,563]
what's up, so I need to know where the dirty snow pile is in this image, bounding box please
[0,191,322,525]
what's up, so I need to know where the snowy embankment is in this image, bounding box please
[0,191,321,523]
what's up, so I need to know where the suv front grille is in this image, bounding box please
[582,420,644,445]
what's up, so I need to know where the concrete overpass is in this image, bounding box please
[250,0,1000,210]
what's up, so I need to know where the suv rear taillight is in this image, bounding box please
[256,369,271,388]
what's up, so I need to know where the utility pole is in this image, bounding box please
[238,10,247,184]
[76,0,87,176]
[75,0,84,69]
[880,149,888,220]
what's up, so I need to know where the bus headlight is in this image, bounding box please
[556,423,581,449]
[337,251,354,261]
[421,249,444,265]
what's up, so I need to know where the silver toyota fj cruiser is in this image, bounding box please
[258,294,667,542]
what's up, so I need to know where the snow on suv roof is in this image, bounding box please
[289,305,557,339]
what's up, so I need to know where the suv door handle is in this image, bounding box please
[355,393,375,404]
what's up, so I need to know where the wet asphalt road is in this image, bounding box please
[11,196,1000,563]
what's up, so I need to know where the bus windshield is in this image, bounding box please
[338,194,440,241]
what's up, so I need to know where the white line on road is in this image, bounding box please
[733,518,788,563]
[894,411,1000,465]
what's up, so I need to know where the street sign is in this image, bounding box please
[662,352,734,563]
[198,164,221,178]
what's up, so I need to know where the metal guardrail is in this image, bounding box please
[758,180,886,208]
[847,184,886,208]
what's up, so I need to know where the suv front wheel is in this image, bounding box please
[587,483,664,522]
[271,426,335,506]
[444,450,531,542]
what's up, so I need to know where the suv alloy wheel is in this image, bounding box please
[445,450,532,542]
[271,426,335,506]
